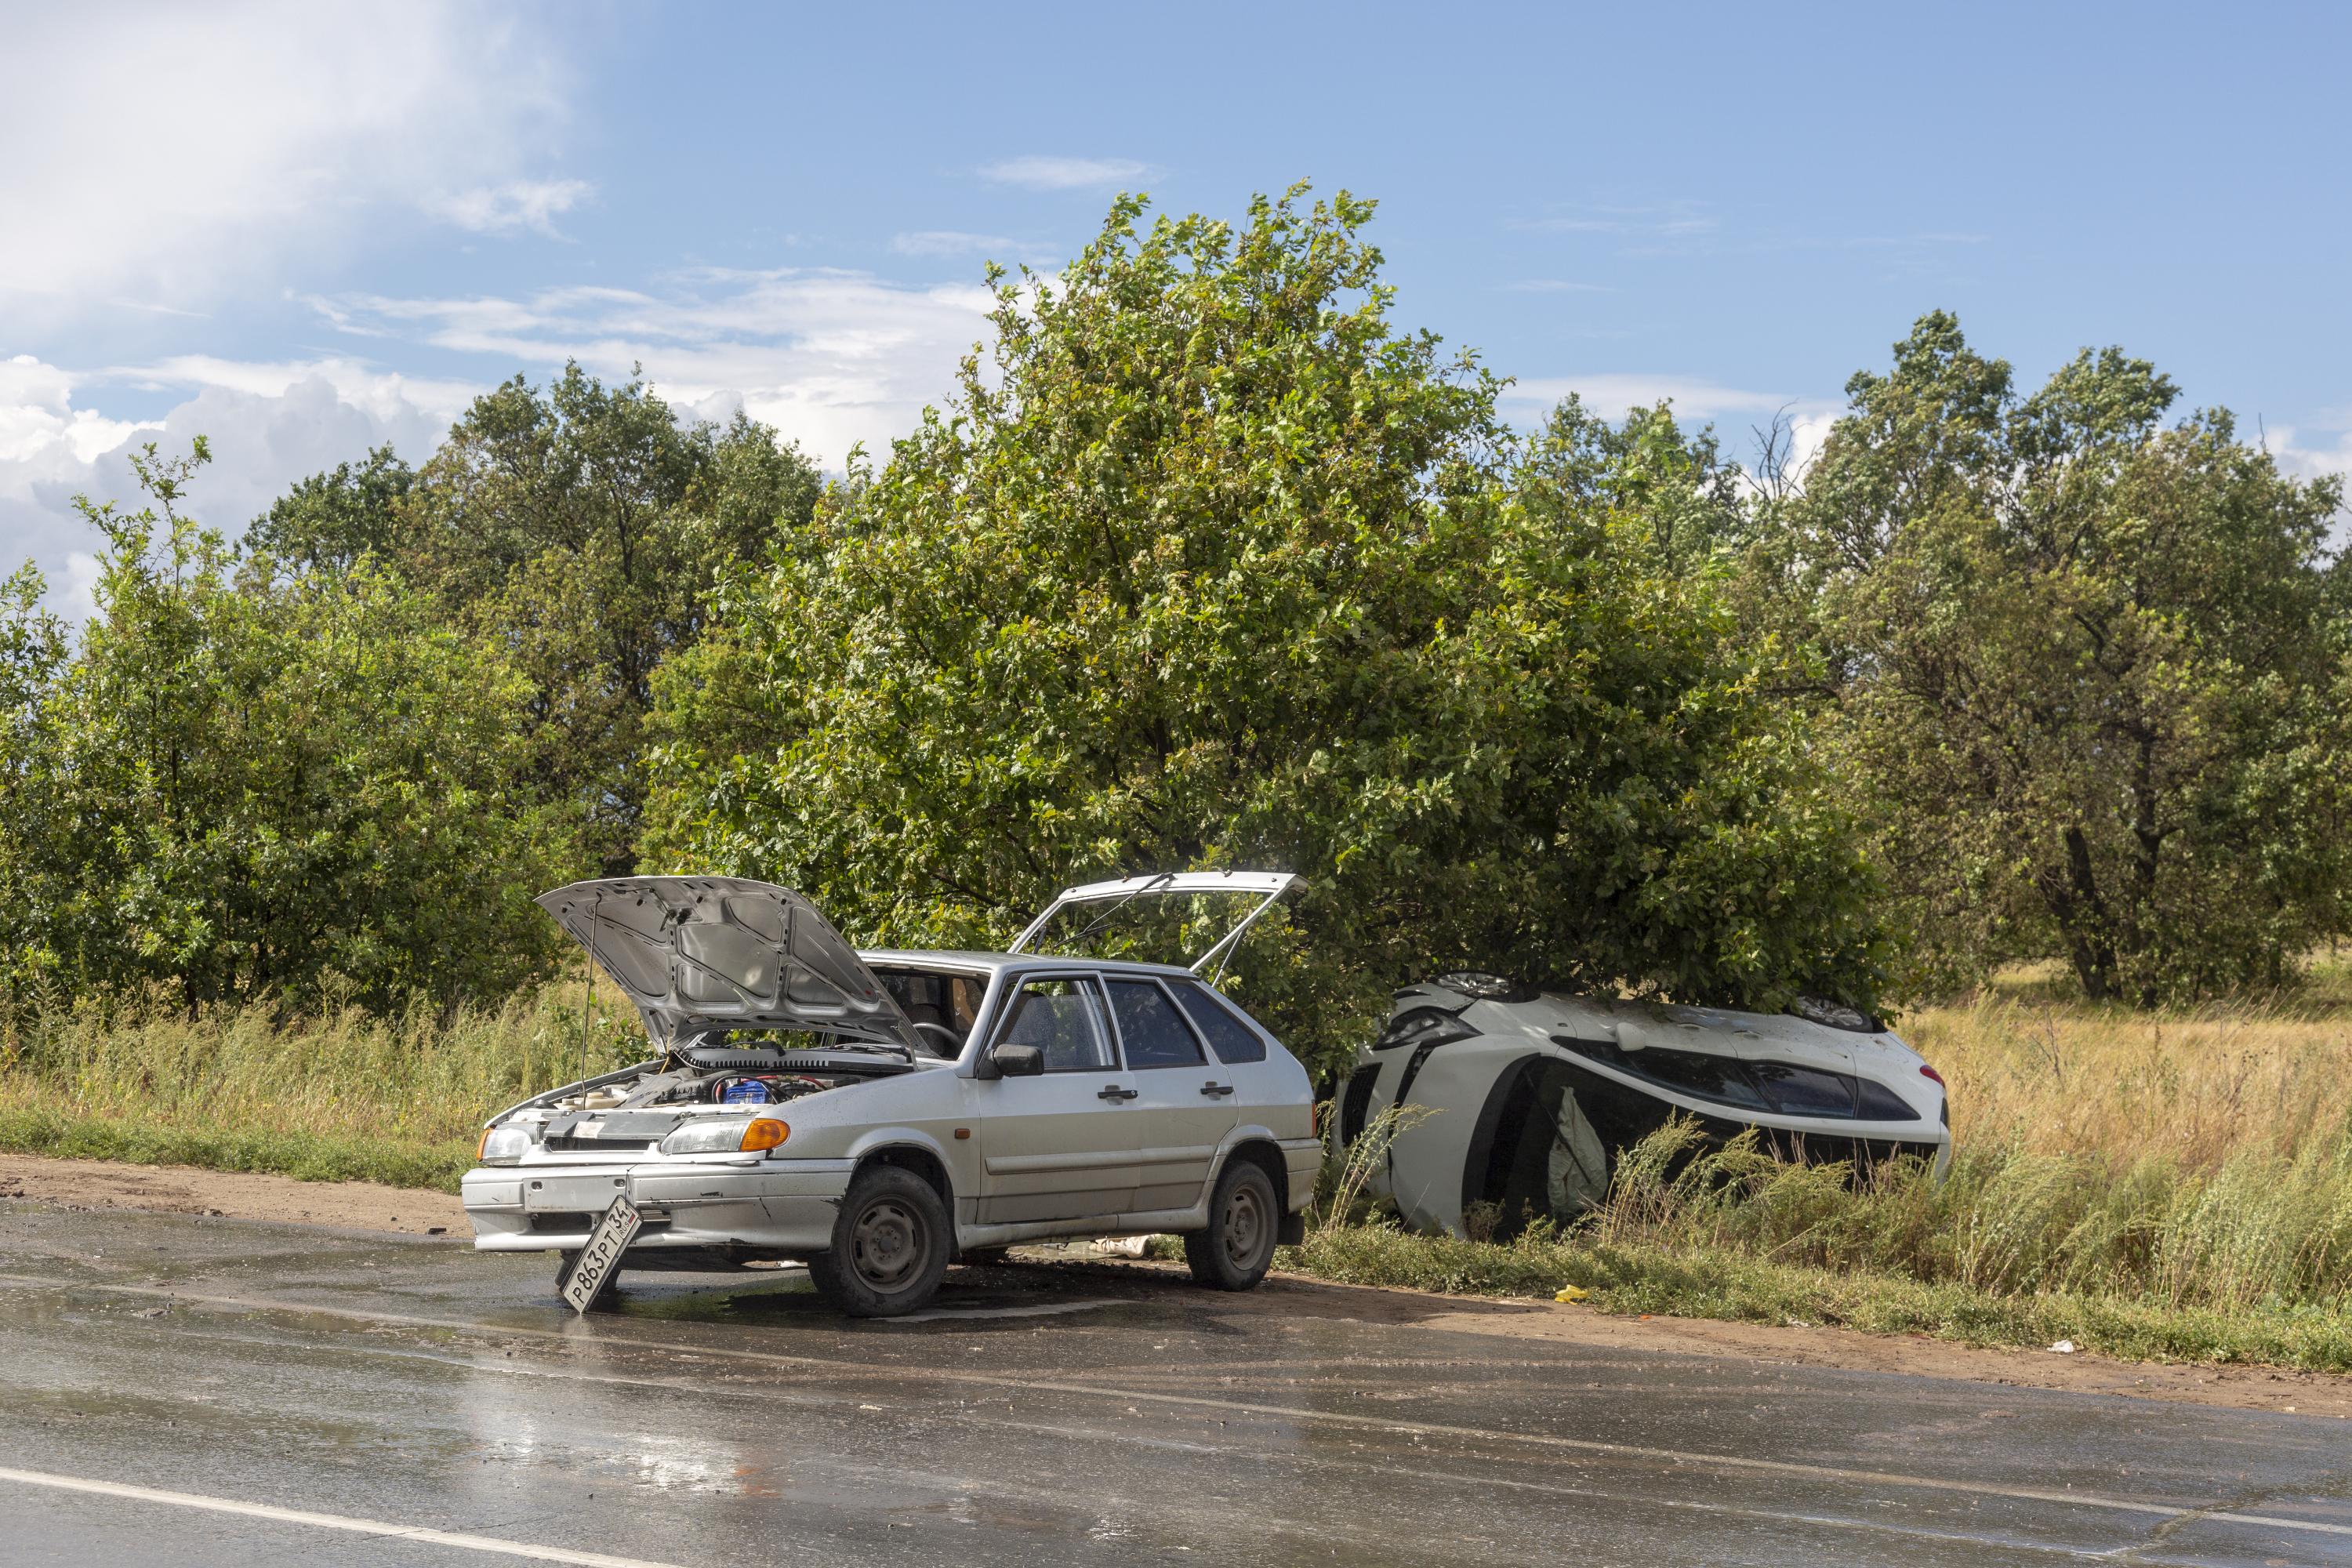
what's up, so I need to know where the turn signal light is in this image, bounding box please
[739,1117,789,1152]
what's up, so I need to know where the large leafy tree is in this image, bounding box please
[1780,313,2352,1003]
[255,366,826,876]
[642,187,1890,1069]
[4,444,578,1010]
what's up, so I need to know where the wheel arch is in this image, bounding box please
[852,1140,956,1213]
[1217,1133,1290,1212]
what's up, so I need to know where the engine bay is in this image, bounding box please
[542,1042,900,1116]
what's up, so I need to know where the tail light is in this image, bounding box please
[1919,1064,1946,1088]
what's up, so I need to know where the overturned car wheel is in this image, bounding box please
[1184,1160,1277,1291]
[809,1165,949,1318]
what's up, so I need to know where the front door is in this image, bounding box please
[975,976,1139,1224]
[1105,976,1238,1214]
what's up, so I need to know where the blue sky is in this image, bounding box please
[6,1,2347,610]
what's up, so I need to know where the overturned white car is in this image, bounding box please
[463,873,1319,1316]
[1337,975,1951,1239]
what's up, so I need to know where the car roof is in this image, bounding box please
[858,948,1200,981]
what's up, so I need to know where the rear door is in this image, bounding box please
[975,975,1139,1223]
[1105,976,1237,1214]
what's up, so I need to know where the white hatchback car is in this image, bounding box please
[463,872,1319,1316]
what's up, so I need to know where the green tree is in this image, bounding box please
[8,443,579,1010]
[0,561,70,993]
[642,187,1891,1070]
[243,441,415,574]
[1784,313,2352,1003]
[381,368,825,874]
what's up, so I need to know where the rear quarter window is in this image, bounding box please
[1168,981,1269,1064]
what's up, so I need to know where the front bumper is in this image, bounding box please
[462,1156,855,1254]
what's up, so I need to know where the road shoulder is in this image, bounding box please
[6,1149,2345,1420]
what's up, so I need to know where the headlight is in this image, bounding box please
[477,1123,534,1166]
[659,1116,790,1155]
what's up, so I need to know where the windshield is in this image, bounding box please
[873,967,988,1058]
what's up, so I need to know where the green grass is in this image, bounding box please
[0,1106,474,1191]
[5,975,2352,1374]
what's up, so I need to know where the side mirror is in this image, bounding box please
[989,1044,1045,1078]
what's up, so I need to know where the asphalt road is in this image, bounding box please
[2,1203,2348,1567]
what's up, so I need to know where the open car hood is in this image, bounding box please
[536,877,915,1049]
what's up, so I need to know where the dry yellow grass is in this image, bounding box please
[1904,951,2352,1170]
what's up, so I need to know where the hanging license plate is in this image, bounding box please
[561,1194,642,1314]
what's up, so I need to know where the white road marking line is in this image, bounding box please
[7,1272,2350,1541]
[0,1465,695,1567]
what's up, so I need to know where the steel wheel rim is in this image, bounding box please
[1221,1181,1266,1268]
[851,1197,927,1290]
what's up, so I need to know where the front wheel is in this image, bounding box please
[808,1166,950,1318]
[1184,1160,1278,1290]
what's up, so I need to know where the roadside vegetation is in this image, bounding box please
[1,181,2347,1371]
[8,960,2350,1370]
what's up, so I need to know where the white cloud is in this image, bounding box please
[0,356,465,617]
[978,155,1147,191]
[2256,422,2352,547]
[0,357,156,465]
[891,230,1058,266]
[1508,374,1842,480]
[315,268,999,468]
[1513,202,1717,238]
[0,2,576,326]
[425,179,595,238]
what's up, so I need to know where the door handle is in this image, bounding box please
[1098,1086,1138,1102]
[1200,1082,1236,1098]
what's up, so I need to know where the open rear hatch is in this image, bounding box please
[1011,870,1296,979]
[538,877,916,1049]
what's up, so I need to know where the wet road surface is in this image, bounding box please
[2,1201,2348,1566]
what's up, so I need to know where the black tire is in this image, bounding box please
[554,1248,620,1312]
[1184,1159,1279,1290]
[809,1165,951,1318]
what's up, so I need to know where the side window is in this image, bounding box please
[1108,980,1207,1069]
[1556,1036,1766,1111]
[995,978,1115,1073]
[1853,1078,1922,1121]
[1746,1061,1859,1117]
[876,968,987,1058]
[1168,981,1269,1065]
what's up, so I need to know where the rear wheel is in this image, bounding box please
[1184,1160,1278,1290]
[809,1165,950,1318]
